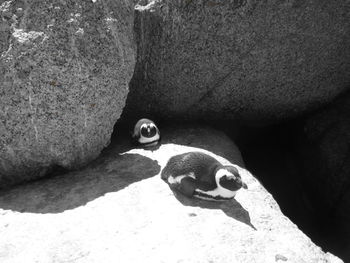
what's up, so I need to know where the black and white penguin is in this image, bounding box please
[132,118,160,147]
[161,151,247,201]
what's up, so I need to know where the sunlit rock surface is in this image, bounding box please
[0,0,135,187]
[0,127,342,262]
[125,0,350,123]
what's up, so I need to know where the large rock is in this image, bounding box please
[296,90,350,259]
[124,0,350,123]
[0,127,342,262]
[0,0,135,187]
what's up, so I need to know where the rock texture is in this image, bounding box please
[296,90,350,259]
[125,0,350,123]
[0,127,342,262]
[0,0,135,187]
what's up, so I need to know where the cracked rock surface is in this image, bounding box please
[0,127,342,262]
[0,0,135,187]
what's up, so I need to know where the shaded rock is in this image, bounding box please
[295,90,350,259]
[125,0,350,123]
[0,126,342,262]
[0,0,135,187]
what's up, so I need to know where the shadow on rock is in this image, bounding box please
[172,189,256,230]
[0,153,160,214]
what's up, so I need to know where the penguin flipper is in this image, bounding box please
[176,177,197,197]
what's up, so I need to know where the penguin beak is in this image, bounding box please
[234,176,248,190]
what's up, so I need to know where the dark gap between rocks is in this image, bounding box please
[232,120,347,262]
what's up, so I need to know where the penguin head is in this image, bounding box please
[132,118,160,147]
[216,166,248,191]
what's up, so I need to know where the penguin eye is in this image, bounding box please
[226,174,236,180]
[140,125,149,136]
[151,123,158,131]
[149,126,157,136]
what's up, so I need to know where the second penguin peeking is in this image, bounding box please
[132,118,161,147]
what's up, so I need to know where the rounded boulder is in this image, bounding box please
[0,0,135,187]
[126,0,350,123]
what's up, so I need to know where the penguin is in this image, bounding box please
[132,118,160,147]
[161,151,247,201]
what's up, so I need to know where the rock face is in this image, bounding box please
[296,90,350,259]
[0,127,342,262]
[125,0,350,123]
[0,0,135,187]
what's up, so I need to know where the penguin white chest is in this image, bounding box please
[194,168,238,200]
[194,187,237,200]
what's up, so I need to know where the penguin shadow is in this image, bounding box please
[171,189,257,230]
[0,152,161,214]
